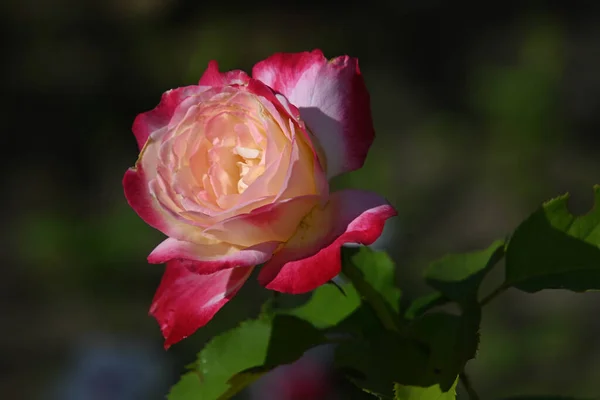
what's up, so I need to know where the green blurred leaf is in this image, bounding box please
[404,292,449,320]
[168,315,325,400]
[425,240,505,303]
[341,246,402,331]
[17,212,71,266]
[393,378,457,400]
[282,280,361,329]
[505,186,600,292]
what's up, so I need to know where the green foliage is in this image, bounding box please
[410,309,480,391]
[168,318,271,400]
[349,246,402,313]
[425,240,505,303]
[342,246,402,331]
[168,373,209,400]
[333,247,478,398]
[168,315,325,400]
[263,314,326,366]
[394,378,457,400]
[404,292,449,320]
[505,186,600,292]
[335,327,429,398]
[282,279,361,328]
[168,186,600,400]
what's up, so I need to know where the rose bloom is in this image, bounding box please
[123,50,396,348]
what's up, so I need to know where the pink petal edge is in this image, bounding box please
[147,238,279,274]
[199,60,250,87]
[252,50,374,179]
[150,260,254,349]
[258,189,397,294]
[132,60,252,151]
[123,167,169,234]
[132,85,209,150]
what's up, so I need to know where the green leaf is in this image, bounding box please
[331,303,392,340]
[505,185,600,292]
[334,246,481,398]
[335,329,430,399]
[424,240,505,303]
[264,315,326,367]
[393,378,457,400]
[282,280,361,329]
[350,247,402,313]
[404,292,449,320]
[334,302,480,398]
[342,246,402,331]
[168,315,325,400]
[410,306,481,391]
[218,370,266,400]
[167,372,205,400]
[168,319,270,400]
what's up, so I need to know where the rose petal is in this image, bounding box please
[199,60,250,87]
[150,260,253,349]
[132,86,209,150]
[257,189,396,294]
[239,82,329,205]
[125,162,221,244]
[252,50,374,178]
[204,195,320,247]
[148,238,279,274]
[241,78,328,193]
[275,133,323,202]
[123,166,170,234]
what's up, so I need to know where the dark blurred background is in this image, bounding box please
[3,0,600,399]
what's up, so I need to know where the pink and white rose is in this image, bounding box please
[123,50,396,348]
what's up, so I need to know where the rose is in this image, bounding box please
[123,50,396,348]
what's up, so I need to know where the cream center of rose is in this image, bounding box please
[233,145,262,193]
[154,89,301,216]
[181,95,269,206]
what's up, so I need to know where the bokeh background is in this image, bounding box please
[3,0,600,399]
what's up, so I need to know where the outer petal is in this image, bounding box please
[132,85,209,150]
[150,260,253,349]
[124,163,216,245]
[123,165,170,234]
[252,50,374,178]
[257,190,397,294]
[199,60,250,87]
[241,78,329,203]
[204,195,320,247]
[148,238,279,274]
